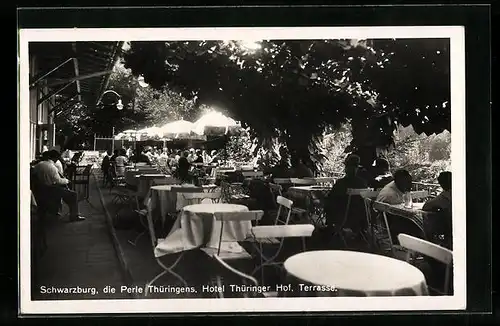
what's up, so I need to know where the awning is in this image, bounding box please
[29,41,123,116]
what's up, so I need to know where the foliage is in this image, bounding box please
[319,123,353,176]
[224,129,254,164]
[123,38,450,171]
[386,125,451,183]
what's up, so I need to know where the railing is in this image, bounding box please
[412,182,442,197]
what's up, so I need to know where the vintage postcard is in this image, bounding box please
[19,26,466,314]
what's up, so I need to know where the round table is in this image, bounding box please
[155,203,250,256]
[284,250,429,297]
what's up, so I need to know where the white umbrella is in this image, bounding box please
[193,111,240,135]
[160,120,195,138]
[136,126,162,140]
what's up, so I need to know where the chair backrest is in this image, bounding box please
[214,210,264,222]
[275,195,293,225]
[340,188,374,227]
[398,233,453,264]
[290,178,317,186]
[183,191,222,205]
[250,224,315,239]
[359,190,381,227]
[398,233,453,294]
[268,183,282,196]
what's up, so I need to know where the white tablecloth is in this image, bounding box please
[284,250,429,297]
[154,203,250,257]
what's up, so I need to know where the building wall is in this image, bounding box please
[29,54,55,161]
[29,54,37,161]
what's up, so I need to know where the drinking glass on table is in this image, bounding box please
[403,192,413,208]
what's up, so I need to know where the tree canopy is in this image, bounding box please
[120,38,450,167]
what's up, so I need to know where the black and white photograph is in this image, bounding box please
[19,25,466,314]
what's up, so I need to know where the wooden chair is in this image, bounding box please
[212,254,261,298]
[333,188,373,248]
[398,233,453,295]
[201,210,264,297]
[359,190,381,249]
[373,201,427,257]
[274,195,293,225]
[143,198,188,296]
[268,183,283,197]
[249,224,315,292]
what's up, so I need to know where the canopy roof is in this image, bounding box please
[29,41,123,116]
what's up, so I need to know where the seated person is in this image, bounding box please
[290,157,314,178]
[129,149,152,165]
[194,150,204,164]
[376,169,413,205]
[32,150,85,222]
[368,158,394,190]
[376,169,425,244]
[423,171,452,249]
[325,154,368,234]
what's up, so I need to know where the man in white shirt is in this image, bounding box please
[376,169,413,205]
[32,150,85,222]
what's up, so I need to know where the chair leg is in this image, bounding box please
[128,231,146,246]
[145,270,168,296]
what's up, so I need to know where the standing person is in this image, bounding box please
[32,150,85,221]
[175,151,192,183]
[101,149,112,185]
[114,149,128,177]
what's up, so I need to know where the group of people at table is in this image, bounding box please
[29,143,453,297]
[96,144,452,296]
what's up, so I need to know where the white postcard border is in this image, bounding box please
[19,26,466,314]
